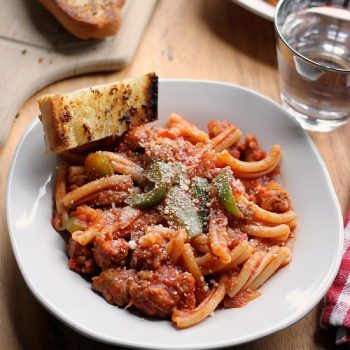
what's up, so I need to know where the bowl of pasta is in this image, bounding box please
[7,79,343,349]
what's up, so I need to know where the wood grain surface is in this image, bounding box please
[1,0,349,349]
[0,0,157,147]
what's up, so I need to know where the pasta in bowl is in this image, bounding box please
[53,113,297,328]
[6,80,343,349]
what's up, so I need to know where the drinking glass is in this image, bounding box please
[274,0,350,132]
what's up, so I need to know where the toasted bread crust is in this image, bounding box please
[38,73,158,153]
[38,0,125,39]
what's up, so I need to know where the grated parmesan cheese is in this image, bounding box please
[128,240,137,249]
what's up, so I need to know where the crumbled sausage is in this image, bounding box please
[207,120,236,138]
[92,268,138,307]
[117,210,165,240]
[123,125,156,149]
[254,180,291,213]
[130,242,168,270]
[93,237,129,269]
[238,134,266,162]
[128,266,196,318]
[67,238,97,274]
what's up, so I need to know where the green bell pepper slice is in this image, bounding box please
[66,216,86,233]
[127,161,174,209]
[214,168,242,217]
[127,184,169,209]
[190,177,209,229]
[166,186,202,237]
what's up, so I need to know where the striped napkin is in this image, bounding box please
[321,211,350,345]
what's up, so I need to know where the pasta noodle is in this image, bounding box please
[208,208,231,264]
[67,166,86,186]
[237,194,297,224]
[217,144,282,173]
[200,241,253,275]
[52,166,69,231]
[191,234,209,254]
[199,125,239,155]
[166,229,187,264]
[52,115,297,328]
[168,113,210,144]
[100,151,147,185]
[72,226,99,246]
[181,243,207,291]
[227,252,264,297]
[246,247,291,290]
[244,246,280,288]
[213,128,242,152]
[172,274,228,328]
[62,174,132,208]
[239,224,291,240]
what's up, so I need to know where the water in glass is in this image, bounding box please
[276,5,350,131]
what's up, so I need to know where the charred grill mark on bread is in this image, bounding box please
[38,73,159,153]
[37,0,126,40]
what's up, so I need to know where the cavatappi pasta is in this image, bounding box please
[52,114,296,328]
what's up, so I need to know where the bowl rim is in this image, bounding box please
[6,79,344,349]
[231,0,274,21]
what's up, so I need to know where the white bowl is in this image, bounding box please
[231,0,274,21]
[7,80,343,349]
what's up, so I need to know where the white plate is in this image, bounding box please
[7,80,343,349]
[231,0,274,21]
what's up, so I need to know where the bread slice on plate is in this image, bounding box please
[37,0,126,39]
[38,72,158,153]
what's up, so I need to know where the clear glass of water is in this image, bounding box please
[274,0,350,132]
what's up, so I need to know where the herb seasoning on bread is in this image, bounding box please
[37,0,126,39]
[38,72,158,153]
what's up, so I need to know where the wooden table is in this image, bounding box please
[0,1,349,349]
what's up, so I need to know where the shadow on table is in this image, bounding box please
[4,241,128,350]
[2,231,50,349]
[200,0,277,68]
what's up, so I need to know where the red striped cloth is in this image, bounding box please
[321,210,350,345]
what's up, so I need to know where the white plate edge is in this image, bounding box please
[6,79,344,349]
[231,0,275,21]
